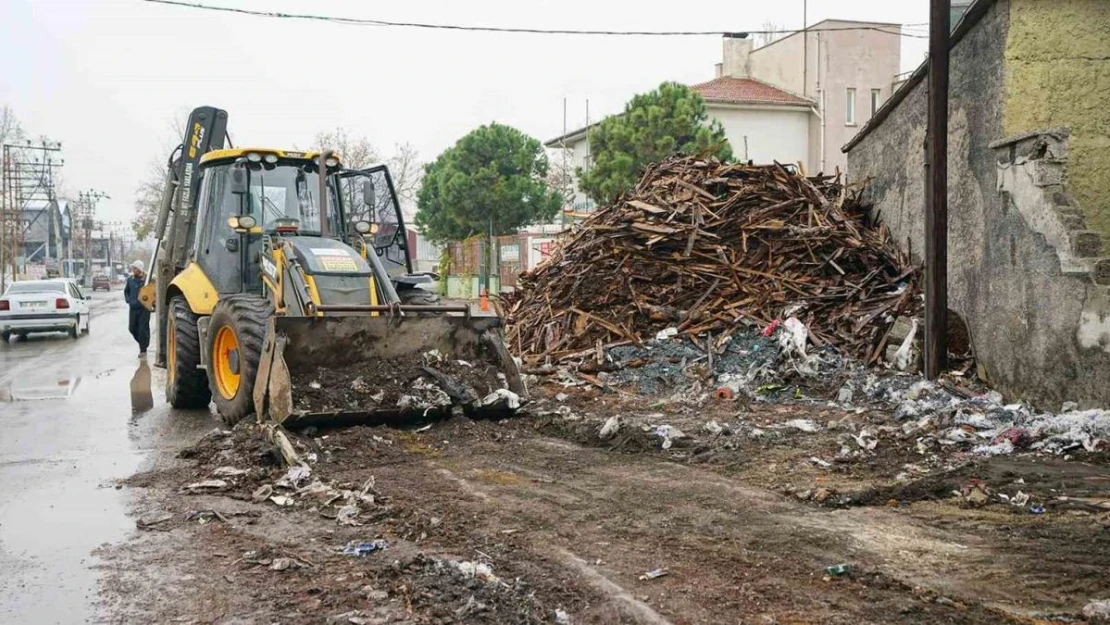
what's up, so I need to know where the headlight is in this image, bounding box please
[247,152,262,163]
[263,153,278,164]
[325,156,340,168]
[354,221,372,234]
[238,215,257,229]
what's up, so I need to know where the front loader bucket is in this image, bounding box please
[253,314,527,429]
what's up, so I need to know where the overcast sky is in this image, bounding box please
[1,0,928,228]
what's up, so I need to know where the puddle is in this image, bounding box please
[0,377,82,402]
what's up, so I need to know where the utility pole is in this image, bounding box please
[925,0,951,379]
[77,189,109,287]
[1,138,63,290]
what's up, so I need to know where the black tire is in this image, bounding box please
[206,294,272,426]
[69,321,79,339]
[1,331,9,343]
[166,295,212,409]
[398,287,440,306]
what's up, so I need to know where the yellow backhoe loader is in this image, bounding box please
[142,107,525,433]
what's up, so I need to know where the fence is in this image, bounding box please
[443,229,564,299]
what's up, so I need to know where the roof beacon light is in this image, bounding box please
[247,152,262,163]
[325,156,340,168]
[263,153,279,164]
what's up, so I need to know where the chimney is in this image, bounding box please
[722,33,752,78]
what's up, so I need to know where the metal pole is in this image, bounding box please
[802,0,808,95]
[925,0,950,379]
[1,145,8,292]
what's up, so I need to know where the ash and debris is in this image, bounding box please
[532,317,1110,463]
[290,348,520,416]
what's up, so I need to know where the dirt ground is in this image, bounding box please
[100,378,1110,624]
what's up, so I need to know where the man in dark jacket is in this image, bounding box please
[123,260,150,356]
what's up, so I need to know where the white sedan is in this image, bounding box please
[0,278,91,342]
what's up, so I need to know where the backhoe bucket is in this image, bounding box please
[253,314,527,429]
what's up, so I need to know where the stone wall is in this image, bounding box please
[845,0,1110,409]
[1004,0,1110,253]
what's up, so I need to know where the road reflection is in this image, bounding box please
[130,360,154,415]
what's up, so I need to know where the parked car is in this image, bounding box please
[0,278,91,342]
[92,274,112,291]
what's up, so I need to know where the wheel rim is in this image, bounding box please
[213,325,241,400]
[167,315,177,385]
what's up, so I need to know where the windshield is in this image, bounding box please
[5,281,67,295]
[242,161,340,235]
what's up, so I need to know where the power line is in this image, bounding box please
[142,0,930,38]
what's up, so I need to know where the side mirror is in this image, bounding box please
[231,165,248,195]
[362,180,376,208]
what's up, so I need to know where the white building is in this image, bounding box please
[547,22,903,209]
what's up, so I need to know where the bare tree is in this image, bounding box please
[132,114,186,240]
[0,105,23,148]
[385,142,423,202]
[545,147,575,208]
[313,128,380,170]
[756,22,786,47]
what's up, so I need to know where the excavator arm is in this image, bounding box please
[150,107,229,367]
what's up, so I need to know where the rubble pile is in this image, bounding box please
[506,155,918,365]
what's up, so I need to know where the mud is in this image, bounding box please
[100,377,1110,623]
[290,350,508,415]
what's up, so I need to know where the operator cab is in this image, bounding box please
[194,148,345,294]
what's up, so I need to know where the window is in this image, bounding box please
[846,88,857,125]
[871,89,881,117]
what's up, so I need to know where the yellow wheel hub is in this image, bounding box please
[213,325,241,400]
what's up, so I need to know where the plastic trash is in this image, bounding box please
[598,416,621,440]
[453,560,499,583]
[341,539,388,556]
[269,495,295,507]
[824,564,851,577]
[655,327,678,340]
[1083,599,1110,621]
[554,608,572,625]
[638,568,669,581]
[1029,505,1046,515]
[183,479,229,492]
[762,319,781,337]
[337,504,361,526]
[479,388,521,410]
[704,420,724,436]
[837,386,854,404]
[893,318,918,371]
[653,425,687,449]
[783,419,820,433]
[275,465,312,490]
[270,557,303,571]
[212,466,250,477]
[779,317,808,357]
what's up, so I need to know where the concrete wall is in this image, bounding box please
[750,33,807,96]
[750,21,901,175]
[845,0,1110,409]
[1003,0,1110,252]
[708,105,810,168]
[813,22,902,175]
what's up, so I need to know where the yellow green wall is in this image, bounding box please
[1004,0,1110,252]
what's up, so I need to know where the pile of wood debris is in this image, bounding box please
[504,156,918,365]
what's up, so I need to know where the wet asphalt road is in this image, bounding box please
[0,289,217,623]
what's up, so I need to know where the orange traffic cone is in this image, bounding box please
[480,285,489,312]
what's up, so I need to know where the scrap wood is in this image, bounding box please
[504,155,919,365]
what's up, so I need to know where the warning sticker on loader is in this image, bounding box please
[310,248,359,273]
